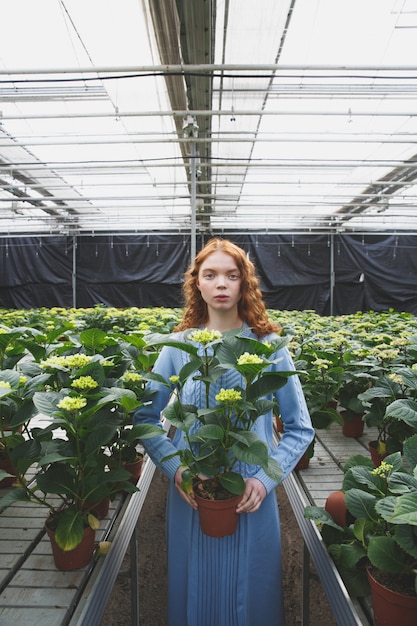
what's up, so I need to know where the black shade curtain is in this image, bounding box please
[1,233,417,315]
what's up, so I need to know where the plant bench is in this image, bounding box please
[0,452,158,626]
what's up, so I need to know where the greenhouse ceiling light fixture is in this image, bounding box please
[182,115,199,139]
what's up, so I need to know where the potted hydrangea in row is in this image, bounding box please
[0,325,163,570]
[305,434,417,626]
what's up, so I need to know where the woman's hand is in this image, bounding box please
[236,477,267,514]
[174,467,198,510]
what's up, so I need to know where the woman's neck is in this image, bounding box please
[205,311,243,333]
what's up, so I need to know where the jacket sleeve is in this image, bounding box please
[134,345,183,481]
[254,345,315,493]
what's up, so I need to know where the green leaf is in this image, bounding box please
[385,398,417,429]
[388,471,417,494]
[178,358,202,382]
[230,430,258,446]
[85,422,119,454]
[79,327,107,352]
[389,493,417,525]
[343,466,385,494]
[0,369,22,388]
[0,487,32,509]
[10,438,43,475]
[394,525,417,559]
[232,439,269,467]
[327,544,369,597]
[37,464,75,496]
[38,451,77,466]
[123,334,147,349]
[219,471,245,495]
[304,505,344,529]
[396,367,417,390]
[23,340,47,362]
[311,408,343,429]
[163,403,197,434]
[375,496,396,522]
[265,456,283,483]
[345,489,377,521]
[0,469,13,482]
[21,373,52,397]
[98,386,136,404]
[403,434,417,471]
[339,542,367,569]
[141,370,173,388]
[53,508,85,551]
[368,535,408,573]
[343,454,375,473]
[246,371,294,401]
[146,334,199,357]
[33,391,64,416]
[253,398,276,416]
[359,384,395,402]
[190,423,224,442]
[337,564,370,598]
[127,424,164,440]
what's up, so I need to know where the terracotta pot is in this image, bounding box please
[367,565,417,626]
[295,452,310,470]
[274,415,284,433]
[325,490,349,527]
[0,455,16,488]
[369,440,388,467]
[341,412,364,438]
[123,455,144,485]
[193,482,242,538]
[45,521,95,571]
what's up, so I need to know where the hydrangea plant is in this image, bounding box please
[305,434,417,598]
[145,328,295,499]
[0,327,163,553]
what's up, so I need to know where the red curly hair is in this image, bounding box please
[175,238,280,338]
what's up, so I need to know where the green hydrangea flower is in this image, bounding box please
[215,388,242,403]
[189,328,222,344]
[71,376,99,390]
[123,372,143,383]
[41,354,93,369]
[57,396,88,411]
[371,461,394,477]
[311,357,333,369]
[237,352,263,365]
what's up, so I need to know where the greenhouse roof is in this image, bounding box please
[1,0,417,236]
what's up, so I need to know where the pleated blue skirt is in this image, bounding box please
[166,481,285,626]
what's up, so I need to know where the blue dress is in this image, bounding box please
[134,327,314,626]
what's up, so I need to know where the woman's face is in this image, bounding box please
[196,250,242,314]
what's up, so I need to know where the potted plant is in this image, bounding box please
[336,346,378,437]
[0,331,163,570]
[145,328,293,537]
[359,366,417,464]
[305,434,417,626]
[107,369,159,485]
[293,348,344,467]
[296,350,344,427]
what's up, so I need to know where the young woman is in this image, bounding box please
[135,238,314,626]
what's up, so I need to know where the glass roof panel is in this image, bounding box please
[1,0,417,236]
